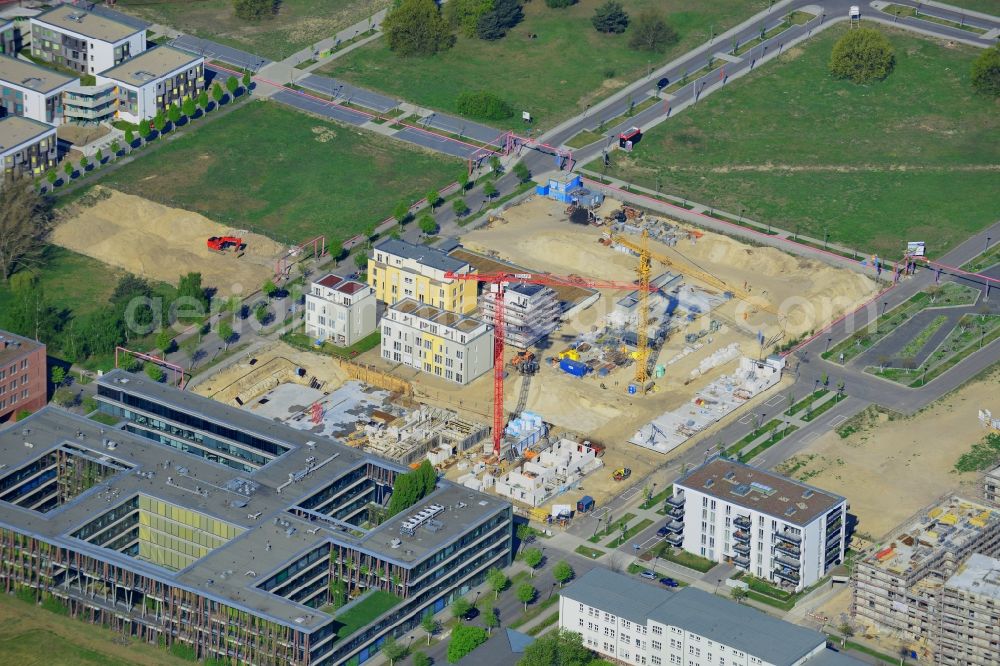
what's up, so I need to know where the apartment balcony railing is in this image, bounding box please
[773,567,800,583]
[733,530,750,543]
[775,555,801,570]
[664,533,683,546]
[663,520,684,534]
[668,505,684,519]
[734,515,751,530]
[733,542,750,555]
[733,555,750,569]
[775,541,800,558]
[667,494,685,507]
[776,529,802,544]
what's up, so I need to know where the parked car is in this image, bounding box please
[656,525,670,537]
[660,577,679,588]
[639,570,657,580]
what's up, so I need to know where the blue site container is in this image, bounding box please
[577,495,595,513]
[559,358,588,377]
[535,184,550,196]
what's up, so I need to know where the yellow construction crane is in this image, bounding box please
[613,231,782,385]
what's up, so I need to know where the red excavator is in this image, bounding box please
[207,236,245,256]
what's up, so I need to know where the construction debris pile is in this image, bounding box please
[631,355,785,454]
[492,438,604,507]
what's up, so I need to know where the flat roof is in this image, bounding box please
[33,5,143,43]
[99,46,201,86]
[0,115,54,154]
[388,297,490,338]
[0,330,44,366]
[0,54,76,93]
[374,238,469,274]
[563,568,832,665]
[946,553,1000,600]
[676,458,844,527]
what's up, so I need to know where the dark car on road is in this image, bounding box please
[656,525,670,537]
[660,577,679,588]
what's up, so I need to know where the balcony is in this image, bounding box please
[826,517,842,533]
[733,529,750,543]
[733,542,750,555]
[773,567,800,584]
[663,520,684,533]
[734,515,751,529]
[668,505,684,519]
[667,494,685,507]
[776,529,802,544]
[775,555,801,570]
[733,555,750,569]
[665,532,683,546]
[774,541,800,558]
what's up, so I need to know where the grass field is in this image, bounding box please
[0,246,117,321]
[935,0,1000,16]
[95,101,460,246]
[593,26,1000,258]
[329,0,766,129]
[0,592,189,665]
[116,0,388,61]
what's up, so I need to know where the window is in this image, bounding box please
[652,640,662,650]
[652,658,662,666]
[652,626,663,635]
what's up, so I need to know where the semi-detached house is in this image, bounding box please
[30,6,146,76]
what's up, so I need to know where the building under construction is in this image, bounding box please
[0,370,511,666]
[352,405,489,466]
[851,494,1000,664]
[477,282,561,349]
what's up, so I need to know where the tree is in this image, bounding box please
[552,560,573,587]
[516,583,536,611]
[50,366,66,386]
[124,128,135,146]
[971,44,1000,96]
[450,596,472,621]
[444,0,494,38]
[545,0,577,7]
[137,122,150,140]
[95,148,104,165]
[512,162,531,183]
[353,251,369,271]
[483,603,499,634]
[455,90,513,120]
[425,190,441,208]
[518,629,592,666]
[730,586,749,603]
[829,28,895,84]
[155,328,174,354]
[328,579,347,609]
[226,76,239,97]
[458,169,470,190]
[383,0,455,57]
[154,110,167,133]
[144,362,165,382]
[218,321,234,349]
[417,459,437,496]
[79,156,90,172]
[255,303,269,325]
[212,82,224,104]
[487,567,508,598]
[64,161,74,179]
[381,635,407,665]
[515,523,536,548]
[413,651,431,666]
[177,272,209,312]
[420,611,439,645]
[483,182,498,198]
[198,90,210,111]
[110,274,156,338]
[182,97,196,119]
[476,0,523,41]
[46,170,58,186]
[452,198,470,216]
[262,278,279,298]
[15,409,32,421]
[838,622,855,647]
[393,200,412,223]
[629,11,677,53]
[592,0,629,33]
[522,547,543,575]
[168,103,181,124]
[0,181,51,281]
[447,625,487,663]
[233,0,275,22]
[418,215,438,235]
[242,69,252,91]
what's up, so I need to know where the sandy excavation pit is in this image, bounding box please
[52,187,287,296]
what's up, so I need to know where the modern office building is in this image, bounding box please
[0,329,46,423]
[305,274,377,347]
[851,494,1000,663]
[0,115,57,179]
[380,298,493,386]
[367,239,477,314]
[560,568,864,666]
[668,458,848,592]
[477,282,560,348]
[30,6,146,75]
[0,54,76,124]
[96,45,204,123]
[0,371,512,664]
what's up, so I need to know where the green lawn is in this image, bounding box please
[588,512,636,543]
[0,246,117,320]
[604,518,654,547]
[660,547,716,573]
[574,545,605,559]
[330,590,402,641]
[329,0,767,129]
[923,0,999,16]
[94,101,460,246]
[593,26,1000,258]
[0,629,136,666]
[115,0,388,61]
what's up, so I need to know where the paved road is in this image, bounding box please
[171,34,270,70]
[295,73,398,113]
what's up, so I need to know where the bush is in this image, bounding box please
[455,90,514,120]
[144,362,165,382]
[629,12,677,53]
[384,0,455,56]
[592,0,629,34]
[829,28,895,84]
[444,0,494,38]
[545,0,577,7]
[971,45,1000,97]
[232,0,275,21]
[447,625,488,663]
[476,0,523,40]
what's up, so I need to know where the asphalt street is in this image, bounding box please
[171,34,270,70]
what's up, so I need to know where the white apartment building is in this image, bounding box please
[0,55,76,124]
[304,273,377,347]
[560,568,863,666]
[668,458,847,592]
[380,298,493,385]
[30,6,146,76]
[96,46,204,123]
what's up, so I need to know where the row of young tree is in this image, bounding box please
[385,460,439,517]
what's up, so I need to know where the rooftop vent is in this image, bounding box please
[133,70,156,83]
[704,479,715,489]
[724,471,736,481]
[66,12,86,22]
[802,489,814,499]
[778,496,789,503]
[400,503,445,537]
[20,77,42,89]
[784,507,797,517]
[731,483,751,496]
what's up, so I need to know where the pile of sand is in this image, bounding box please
[52,187,286,296]
[776,366,999,539]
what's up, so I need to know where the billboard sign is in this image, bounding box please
[906,241,926,257]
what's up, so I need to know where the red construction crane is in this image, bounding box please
[444,270,658,458]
